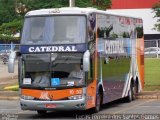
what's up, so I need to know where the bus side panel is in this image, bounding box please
[86,13,97,109]
[86,79,97,109]
[96,14,132,103]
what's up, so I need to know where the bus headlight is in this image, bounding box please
[21,95,34,100]
[68,95,83,100]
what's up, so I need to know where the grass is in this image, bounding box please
[4,85,19,91]
[144,85,160,91]
[144,58,160,91]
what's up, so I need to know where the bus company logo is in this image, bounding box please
[69,90,74,94]
[104,40,125,54]
[28,46,77,52]
[39,92,50,100]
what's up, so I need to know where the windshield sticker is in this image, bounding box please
[67,81,75,86]
[23,78,31,85]
[51,78,60,86]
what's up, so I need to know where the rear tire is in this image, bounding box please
[126,84,134,102]
[132,82,138,100]
[37,110,47,115]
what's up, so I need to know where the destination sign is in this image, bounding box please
[29,46,77,52]
[20,44,87,53]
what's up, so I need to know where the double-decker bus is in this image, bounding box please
[8,7,144,114]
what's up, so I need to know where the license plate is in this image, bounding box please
[45,104,57,108]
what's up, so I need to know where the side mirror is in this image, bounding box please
[16,51,21,57]
[8,51,16,73]
[83,50,90,72]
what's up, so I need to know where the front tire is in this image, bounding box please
[126,84,134,102]
[94,92,102,113]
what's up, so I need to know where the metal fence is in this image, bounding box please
[0,39,159,60]
[0,43,20,51]
[0,43,20,64]
[144,39,160,58]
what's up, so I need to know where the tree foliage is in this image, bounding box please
[0,19,23,35]
[0,0,111,42]
[0,34,20,43]
[153,2,160,31]
[0,0,17,25]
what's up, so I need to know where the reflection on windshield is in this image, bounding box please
[22,53,85,88]
[21,16,86,45]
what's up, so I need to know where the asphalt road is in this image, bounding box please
[0,99,159,120]
[0,60,18,79]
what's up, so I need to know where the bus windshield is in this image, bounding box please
[21,53,85,88]
[21,16,86,45]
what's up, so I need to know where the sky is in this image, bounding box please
[107,9,160,34]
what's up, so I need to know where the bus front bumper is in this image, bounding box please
[20,98,86,111]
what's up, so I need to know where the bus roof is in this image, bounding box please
[25,7,142,20]
[25,7,97,16]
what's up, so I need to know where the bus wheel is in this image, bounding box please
[126,84,134,102]
[132,83,138,100]
[94,92,102,113]
[37,110,47,115]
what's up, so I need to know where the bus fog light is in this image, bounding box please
[21,95,34,100]
[68,95,83,100]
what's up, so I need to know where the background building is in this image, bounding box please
[108,0,160,47]
[111,0,159,9]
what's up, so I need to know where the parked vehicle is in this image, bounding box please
[0,49,11,56]
[0,49,11,64]
[144,47,160,58]
[1,54,9,64]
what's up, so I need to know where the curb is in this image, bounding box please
[0,91,19,100]
[136,91,160,99]
[4,85,19,90]
[136,95,160,99]
[0,96,19,100]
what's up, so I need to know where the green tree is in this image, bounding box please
[19,0,111,11]
[153,2,160,31]
[0,0,111,43]
[0,19,23,35]
[0,0,17,25]
[19,0,69,11]
[93,0,111,9]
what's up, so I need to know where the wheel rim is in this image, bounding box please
[132,85,136,100]
[128,87,132,101]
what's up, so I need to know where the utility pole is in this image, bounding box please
[156,40,159,58]
[69,0,75,7]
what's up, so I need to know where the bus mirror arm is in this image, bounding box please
[16,51,21,57]
[8,51,16,73]
[83,50,90,72]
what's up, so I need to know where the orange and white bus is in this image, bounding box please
[8,7,144,114]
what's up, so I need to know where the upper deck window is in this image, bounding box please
[21,16,86,45]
